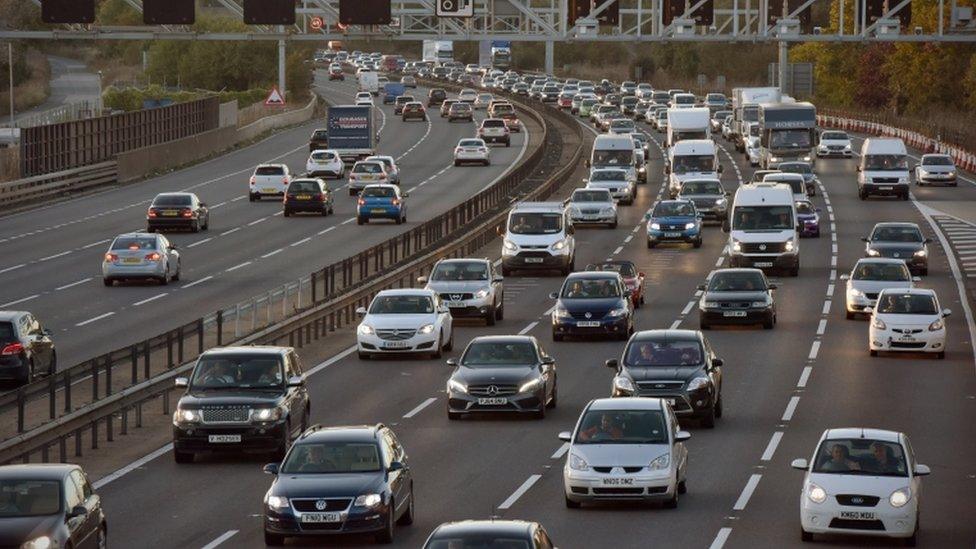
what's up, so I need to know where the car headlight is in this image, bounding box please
[569,452,589,471]
[685,222,696,230]
[807,483,827,504]
[914,249,927,257]
[872,316,887,330]
[601,207,615,215]
[418,323,435,334]
[715,198,727,206]
[802,155,811,162]
[703,300,720,308]
[474,288,490,299]
[866,248,880,257]
[251,407,282,422]
[354,493,383,508]
[648,453,671,470]
[550,239,567,251]
[266,494,290,510]
[848,287,864,298]
[899,177,909,184]
[607,307,628,318]
[358,323,375,335]
[770,156,780,162]
[649,222,661,231]
[687,376,710,391]
[173,408,202,424]
[553,306,572,319]
[503,239,518,252]
[785,239,795,252]
[21,537,55,549]
[519,378,543,393]
[948,170,956,176]
[751,300,770,308]
[889,488,911,508]
[613,376,634,393]
[844,144,851,150]
[928,318,944,331]
[732,240,742,253]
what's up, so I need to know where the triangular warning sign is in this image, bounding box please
[264,86,286,106]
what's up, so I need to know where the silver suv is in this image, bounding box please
[419,258,504,325]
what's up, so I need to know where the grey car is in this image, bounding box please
[102,232,181,286]
[677,178,729,223]
[419,258,504,325]
[567,188,618,228]
[914,154,958,186]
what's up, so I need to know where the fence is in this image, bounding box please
[0,89,584,465]
[1,99,104,131]
[0,161,118,209]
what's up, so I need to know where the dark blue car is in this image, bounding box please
[357,184,408,225]
[645,199,703,248]
[550,271,634,341]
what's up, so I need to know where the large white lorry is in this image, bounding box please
[732,87,781,153]
[667,108,711,148]
[422,40,454,65]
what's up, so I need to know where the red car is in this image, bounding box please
[586,260,645,307]
[328,67,344,81]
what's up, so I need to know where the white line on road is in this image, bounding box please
[808,340,821,360]
[403,397,437,419]
[306,346,357,376]
[200,530,239,549]
[219,227,240,236]
[56,277,92,291]
[38,250,71,262]
[822,300,831,315]
[75,311,115,327]
[797,366,812,388]
[317,226,336,235]
[669,319,682,330]
[181,276,213,289]
[187,238,213,248]
[816,319,827,335]
[261,249,283,259]
[81,239,110,249]
[0,294,39,307]
[733,474,762,511]
[291,237,312,246]
[760,432,784,461]
[247,217,268,226]
[709,527,733,549]
[715,256,724,267]
[341,217,356,225]
[133,293,168,306]
[613,246,623,255]
[551,443,570,459]
[225,261,252,272]
[93,444,173,489]
[0,264,25,274]
[826,283,834,296]
[498,474,542,510]
[782,396,800,421]
[518,321,539,335]
[681,301,696,315]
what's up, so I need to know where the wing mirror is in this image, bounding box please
[496,225,505,236]
[287,375,305,387]
[864,306,874,314]
[643,213,651,221]
[388,461,405,472]
[942,308,952,317]
[548,291,559,300]
[175,377,188,388]
[924,237,933,244]
[674,431,691,442]
[768,283,777,290]
[790,458,809,471]
[914,464,931,476]
[416,276,428,284]
[712,358,724,367]
[542,356,556,365]
[68,504,88,519]
[355,306,368,316]
[263,462,280,475]
[557,431,572,442]
[839,274,850,280]
[605,358,619,370]
[446,358,458,367]
[697,284,706,291]
[860,237,870,243]
[199,202,207,207]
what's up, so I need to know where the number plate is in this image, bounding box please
[524,257,544,263]
[382,341,409,349]
[601,478,635,486]
[123,257,142,264]
[446,301,466,308]
[723,311,747,317]
[664,232,681,238]
[208,434,241,443]
[898,336,916,342]
[577,321,601,327]
[839,511,876,520]
[300,512,343,523]
[477,397,507,405]
[161,211,179,217]
[878,186,893,191]
[296,194,311,200]
[372,208,386,214]
[754,262,774,268]
[262,188,278,194]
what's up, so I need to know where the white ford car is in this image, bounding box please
[305,150,344,179]
[356,289,454,359]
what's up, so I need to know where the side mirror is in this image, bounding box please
[581,178,589,184]
[388,461,405,472]
[712,358,724,367]
[42,328,53,336]
[263,463,280,475]
[722,221,730,233]
[439,306,450,314]
[914,464,931,476]
[768,283,778,290]
[68,504,88,519]
[643,213,651,221]
[287,375,305,387]
[696,284,706,291]
[493,276,504,283]
[860,237,869,243]
[355,306,368,316]
[402,192,410,198]
[718,164,724,173]
[839,274,850,280]
[674,431,692,442]
[416,276,428,284]
[605,358,619,370]
[199,202,208,207]
[856,165,861,172]
[557,431,572,442]
[446,358,458,367]
[638,271,645,278]
[168,245,178,251]
[548,291,559,300]
[664,165,671,174]
[542,356,556,365]
[924,237,932,244]
[175,377,188,388]
[790,458,809,471]
[942,308,952,317]
[495,226,504,237]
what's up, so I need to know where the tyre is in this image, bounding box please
[693,238,702,249]
[395,216,402,225]
[375,508,395,544]
[763,317,774,330]
[396,488,415,525]
[454,160,460,166]
[921,268,928,276]
[264,531,285,546]
[502,266,512,277]
[358,351,371,360]
[846,311,855,320]
[432,333,443,359]
[663,493,678,509]
[800,528,813,542]
[677,479,687,494]
[859,190,867,200]
[700,406,716,429]
[349,188,358,196]
[790,263,800,277]
[283,209,291,217]
[172,262,180,282]
[486,305,496,326]
[321,207,329,217]
[146,226,154,233]
[448,411,461,420]
[249,194,257,202]
[357,216,365,225]
[190,220,199,233]
[173,450,194,464]
[870,349,879,357]
[103,278,113,287]
[700,320,710,330]
[610,220,617,229]
[202,217,209,230]
[905,522,918,546]
[552,332,564,342]
[444,330,454,351]
[647,240,656,249]
[902,193,909,201]
[565,495,581,509]
[714,394,723,418]
[547,383,557,409]
[159,272,169,285]
[496,300,504,320]
[534,403,546,419]
[937,351,945,360]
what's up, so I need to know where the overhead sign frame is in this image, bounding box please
[436,0,474,18]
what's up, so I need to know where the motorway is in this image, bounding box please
[0,70,535,370]
[12,55,101,125]
[77,107,976,548]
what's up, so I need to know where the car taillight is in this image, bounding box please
[357,198,365,206]
[392,199,400,206]
[1,343,24,356]
[314,194,324,201]
[104,253,118,262]
[283,176,289,184]
[283,195,290,203]
[146,252,161,261]
[249,176,256,185]
[147,208,157,218]
[181,208,193,218]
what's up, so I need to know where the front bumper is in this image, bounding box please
[570,212,616,225]
[357,332,438,354]
[265,504,390,538]
[695,207,728,221]
[861,183,909,197]
[172,420,287,454]
[647,227,701,243]
[846,293,877,313]
[917,172,957,183]
[729,252,798,270]
[552,315,630,338]
[447,389,543,414]
[103,262,167,279]
[501,252,572,270]
[870,327,945,353]
[611,388,714,417]
[444,297,493,318]
[564,468,675,503]
[800,499,917,538]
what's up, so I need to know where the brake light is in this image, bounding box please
[392,199,400,206]
[249,176,256,185]
[104,253,118,262]
[357,198,365,206]
[145,252,161,261]
[314,194,324,201]
[147,208,157,218]
[181,208,193,218]
[1,343,24,356]
[283,176,289,184]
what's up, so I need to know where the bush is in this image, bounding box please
[102,85,269,112]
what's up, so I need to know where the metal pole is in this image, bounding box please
[8,43,13,126]
[278,25,286,100]
[733,0,739,35]
[778,41,788,94]
[939,0,944,35]
[840,0,845,35]
[544,40,554,74]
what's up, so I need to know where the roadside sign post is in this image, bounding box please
[265,86,286,107]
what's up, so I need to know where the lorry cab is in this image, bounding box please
[726,183,800,277]
[858,138,910,200]
[667,139,720,199]
[587,134,639,185]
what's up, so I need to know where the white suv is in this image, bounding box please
[478,118,511,147]
[560,397,690,509]
[501,202,576,276]
[356,289,454,359]
[418,258,504,325]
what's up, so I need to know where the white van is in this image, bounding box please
[762,172,807,202]
[500,202,576,276]
[667,139,721,198]
[726,182,800,276]
[858,138,910,200]
[587,134,639,185]
[358,71,379,95]
[667,107,711,148]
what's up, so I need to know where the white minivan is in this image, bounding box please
[726,182,800,276]
[858,138,910,200]
[667,139,721,198]
[587,134,639,185]
[500,202,576,276]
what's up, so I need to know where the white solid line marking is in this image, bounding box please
[181,275,213,289]
[403,397,437,418]
[39,250,71,261]
[231,195,246,202]
[187,237,213,248]
[307,345,357,376]
[498,474,542,510]
[551,443,570,459]
[225,261,252,272]
[93,443,173,489]
[81,238,110,249]
[816,319,827,335]
[220,227,240,236]
[261,249,283,259]
[782,396,800,421]
[1,294,39,307]
[733,474,762,511]
[518,321,539,335]
[715,256,724,267]
[797,366,812,388]
[56,277,92,291]
[760,432,784,461]
[822,300,831,315]
[681,301,695,315]
[76,311,115,327]
[0,263,25,274]
[133,293,168,306]
[669,319,682,330]
[200,530,239,549]
[709,527,733,549]
[291,237,312,246]
[248,217,268,226]
[318,226,336,235]
[808,340,821,360]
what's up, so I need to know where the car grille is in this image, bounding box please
[658,224,685,231]
[892,328,923,334]
[719,302,751,309]
[828,145,844,151]
[201,406,249,424]
[835,495,880,507]
[468,384,519,396]
[872,177,900,184]
[592,487,645,495]
[376,329,417,341]
[439,293,473,301]
[828,518,886,531]
[740,242,787,253]
[570,311,606,320]
[877,248,918,259]
[292,498,352,512]
[517,251,552,259]
[580,209,602,215]
[690,198,716,208]
[592,466,644,473]
[636,381,685,391]
[890,341,927,349]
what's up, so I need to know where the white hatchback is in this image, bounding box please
[356,289,454,359]
[868,288,949,359]
[305,149,344,179]
[355,92,374,106]
[792,428,929,545]
[453,138,490,166]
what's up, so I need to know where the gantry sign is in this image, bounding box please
[6,0,976,42]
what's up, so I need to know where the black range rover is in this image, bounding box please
[171,346,311,463]
[606,329,724,428]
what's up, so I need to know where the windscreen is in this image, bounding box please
[672,155,715,173]
[508,212,562,235]
[0,322,15,341]
[311,151,336,161]
[653,202,695,217]
[282,442,382,474]
[675,95,694,104]
[922,156,953,166]
[853,262,910,281]
[732,206,794,231]
[864,154,908,171]
[871,226,922,242]
[0,480,61,517]
[590,170,627,182]
[770,129,813,149]
[592,149,633,167]
[821,131,847,140]
[561,278,621,298]
[575,410,668,444]
[766,176,804,195]
[672,130,708,142]
[625,339,703,367]
[369,295,434,314]
[743,106,759,122]
[812,439,907,476]
[152,195,192,206]
[876,293,937,315]
[461,341,537,366]
[611,120,635,131]
[681,180,722,195]
[708,271,766,291]
[572,190,612,202]
[431,262,488,281]
[779,163,812,175]
[190,355,283,389]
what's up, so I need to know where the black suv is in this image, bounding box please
[0,310,56,385]
[171,346,311,463]
[606,329,724,428]
[424,520,555,548]
[427,88,447,106]
[262,424,414,545]
[698,268,777,329]
[445,336,557,420]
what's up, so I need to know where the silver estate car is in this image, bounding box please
[102,232,181,286]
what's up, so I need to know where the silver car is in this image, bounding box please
[677,178,729,223]
[560,397,690,508]
[841,258,917,319]
[914,154,957,186]
[567,188,617,228]
[103,232,180,286]
[418,258,504,325]
[586,168,635,205]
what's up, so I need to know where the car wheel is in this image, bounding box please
[358,350,371,360]
[349,188,357,196]
[534,403,546,419]
[190,220,199,233]
[103,277,113,287]
[547,382,558,409]
[565,495,581,509]
[502,266,512,277]
[693,238,703,249]
[357,216,365,225]
[610,220,618,229]
[921,268,928,276]
[171,262,180,282]
[397,487,415,525]
[486,304,496,326]
[905,521,918,546]
[283,209,291,217]
[173,449,194,463]
[870,349,879,357]
[432,333,443,359]
[714,394,723,418]
[375,505,395,544]
[249,194,257,202]
[159,271,169,285]
[647,240,656,249]
[444,330,454,351]
[700,406,716,429]
[763,317,774,330]
[21,358,34,384]
[677,479,687,494]
[202,217,209,230]
[663,492,678,509]
[937,351,945,360]
[496,300,504,320]
[48,350,57,376]
[97,525,107,549]
[454,160,460,166]
[800,528,813,542]
[552,332,564,342]
[146,226,154,233]
[846,311,855,320]
[264,531,286,546]
[321,207,329,217]
[395,216,402,225]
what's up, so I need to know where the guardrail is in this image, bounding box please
[0,88,583,465]
[0,161,118,208]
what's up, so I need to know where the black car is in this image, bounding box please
[147,192,209,233]
[171,346,311,463]
[698,268,777,329]
[283,178,334,217]
[606,329,724,428]
[863,222,931,275]
[550,272,635,341]
[0,464,106,549]
[262,424,414,545]
[0,311,56,385]
[423,520,555,548]
[445,336,557,420]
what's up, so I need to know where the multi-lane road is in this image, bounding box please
[0,71,535,368]
[62,105,976,548]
